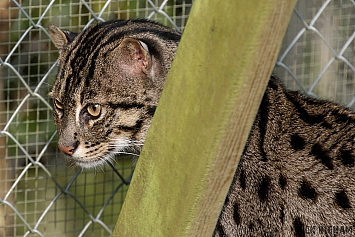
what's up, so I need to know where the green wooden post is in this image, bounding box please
[113,0,297,236]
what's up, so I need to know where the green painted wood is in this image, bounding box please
[113,0,297,236]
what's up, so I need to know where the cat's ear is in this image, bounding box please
[117,38,151,74]
[48,25,77,50]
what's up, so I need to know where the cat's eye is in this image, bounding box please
[54,99,63,110]
[87,104,101,117]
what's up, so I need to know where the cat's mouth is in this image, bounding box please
[59,148,109,168]
[68,155,107,169]
[61,141,141,169]
[57,136,143,169]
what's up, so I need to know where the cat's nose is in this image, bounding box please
[58,145,75,156]
[58,142,78,156]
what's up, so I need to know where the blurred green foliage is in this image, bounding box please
[1,0,192,236]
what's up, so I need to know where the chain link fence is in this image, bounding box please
[275,0,355,108]
[0,0,355,236]
[0,1,192,236]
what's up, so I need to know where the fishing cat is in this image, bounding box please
[49,20,355,236]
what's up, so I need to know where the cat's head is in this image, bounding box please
[48,20,180,168]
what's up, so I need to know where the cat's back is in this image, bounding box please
[215,76,355,236]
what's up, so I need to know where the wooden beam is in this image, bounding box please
[113,0,297,236]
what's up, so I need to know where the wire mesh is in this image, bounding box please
[0,1,192,236]
[274,0,355,108]
[1,0,355,236]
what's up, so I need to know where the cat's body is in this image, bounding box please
[49,20,355,236]
[215,77,355,236]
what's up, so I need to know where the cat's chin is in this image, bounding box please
[65,149,139,169]
[66,155,109,169]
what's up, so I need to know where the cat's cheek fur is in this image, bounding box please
[69,143,119,169]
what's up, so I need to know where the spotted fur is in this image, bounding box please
[214,78,355,236]
[50,20,355,236]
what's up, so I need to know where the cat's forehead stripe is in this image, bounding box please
[60,24,115,96]
[61,28,121,97]
[53,20,181,123]
[60,22,180,98]
[108,102,144,110]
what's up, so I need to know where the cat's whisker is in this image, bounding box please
[112,151,140,157]
[105,157,117,168]
[97,161,105,173]
[67,159,77,170]
[107,142,142,153]
[40,82,53,87]
[107,155,119,165]
[108,144,144,149]
[132,157,139,166]
[109,138,144,146]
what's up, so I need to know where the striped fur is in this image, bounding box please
[50,20,355,236]
[49,20,180,168]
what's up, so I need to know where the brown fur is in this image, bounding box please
[50,20,355,236]
[49,20,180,168]
[214,78,355,236]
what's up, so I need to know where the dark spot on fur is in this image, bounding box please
[105,129,113,137]
[335,190,351,209]
[280,206,285,224]
[239,169,246,190]
[321,120,333,129]
[258,176,271,202]
[87,90,97,97]
[213,221,224,236]
[293,217,305,237]
[268,78,279,90]
[290,134,305,150]
[147,106,157,116]
[118,119,143,132]
[311,143,333,169]
[298,180,317,201]
[258,95,269,162]
[233,202,241,225]
[279,174,287,190]
[260,156,267,162]
[222,193,229,206]
[248,222,254,230]
[109,102,144,110]
[335,112,350,124]
[305,114,323,125]
[340,149,355,167]
[284,92,332,129]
